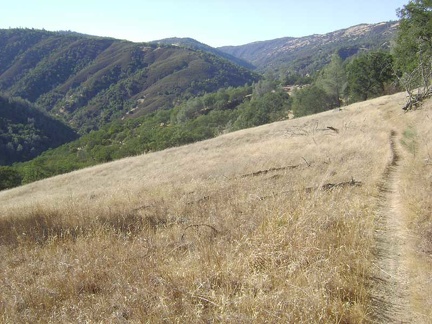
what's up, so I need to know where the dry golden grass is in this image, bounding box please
[1,91,431,323]
[395,99,432,322]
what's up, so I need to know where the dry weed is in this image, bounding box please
[1,92,431,322]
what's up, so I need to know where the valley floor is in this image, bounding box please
[0,92,431,323]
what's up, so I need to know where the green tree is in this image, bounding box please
[316,54,347,107]
[253,78,279,98]
[0,166,22,190]
[292,85,334,117]
[393,0,432,108]
[346,51,394,102]
[234,90,290,129]
[281,71,312,86]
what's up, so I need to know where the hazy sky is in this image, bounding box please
[2,0,407,47]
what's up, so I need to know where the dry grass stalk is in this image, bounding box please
[0,92,431,322]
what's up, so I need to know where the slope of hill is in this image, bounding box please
[0,29,259,133]
[0,94,77,165]
[219,22,398,73]
[1,92,431,322]
[8,84,294,186]
[152,37,256,70]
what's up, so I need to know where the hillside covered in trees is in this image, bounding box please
[2,0,432,191]
[0,29,259,133]
[0,95,77,165]
[152,37,255,70]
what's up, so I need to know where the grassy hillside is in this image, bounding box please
[1,92,431,322]
[0,29,259,133]
[219,22,398,74]
[11,84,291,185]
[0,94,77,165]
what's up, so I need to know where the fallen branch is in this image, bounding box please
[131,204,154,211]
[240,163,310,178]
[403,90,432,110]
[301,157,311,167]
[186,195,210,205]
[326,126,339,133]
[181,224,220,240]
[306,178,362,192]
[251,178,363,201]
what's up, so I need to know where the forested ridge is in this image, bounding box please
[152,37,255,70]
[0,28,259,134]
[0,95,77,164]
[1,0,431,190]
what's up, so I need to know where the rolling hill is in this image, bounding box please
[0,22,399,135]
[1,92,431,322]
[219,21,398,74]
[0,94,77,165]
[0,29,259,133]
[0,21,404,182]
[152,37,256,70]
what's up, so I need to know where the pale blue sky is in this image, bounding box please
[2,0,407,47]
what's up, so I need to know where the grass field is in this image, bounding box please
[1,92,431,323]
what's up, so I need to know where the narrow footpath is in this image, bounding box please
[371,130,416,323]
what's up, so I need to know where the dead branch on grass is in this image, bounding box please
[186,195,210,205]
[302,157,311,167]
[131,204,154,211]
[251,178,363,201]
[402,90,432,110]
[240,162,311,179]
[305,177,362,192]
[241,166,298,178]
[327,126,339,133]
[181,224,220,241]
[285,121,340,137]
[399,59,432,111]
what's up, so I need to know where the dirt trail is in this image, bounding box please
[370,130,416,323]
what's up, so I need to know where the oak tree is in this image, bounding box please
[394,0,432,108]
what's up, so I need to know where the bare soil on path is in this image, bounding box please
[371,130,425,323]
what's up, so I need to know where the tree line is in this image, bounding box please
[1,0,431,190]
[290,0,432,115]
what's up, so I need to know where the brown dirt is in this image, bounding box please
[371,131,417,323]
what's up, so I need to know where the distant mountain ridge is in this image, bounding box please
[0,22,400,167]
[152,37,256,70]
[0,29,259,133]
[218,21,398,73]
